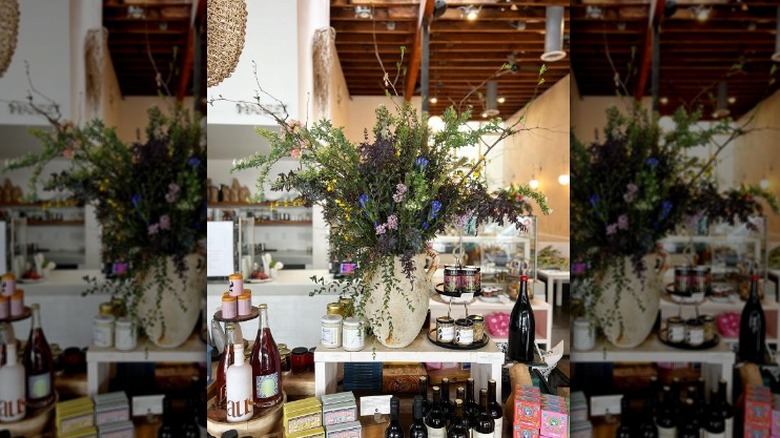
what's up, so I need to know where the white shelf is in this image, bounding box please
[86,333,206,396]
[314,331,505,400]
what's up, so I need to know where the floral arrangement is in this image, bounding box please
[4,102,206,324]
[572,104,777,277]
[227,94,550,309]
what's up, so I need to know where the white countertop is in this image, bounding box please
[19,269,103,295]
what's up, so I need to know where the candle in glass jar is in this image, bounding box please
[93,314,115,347]
[114,317,136,351]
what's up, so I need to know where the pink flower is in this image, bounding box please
[606,224,617,235]
[63,148,74,159]
[386,215,398,230]
[159,214,171,230]
[148,223,160,235]
[375,224,387,235]
[617,214,629,230]
[393,184,408,203]
[291,148,301,159]
[165,183,180,203]
[623,183,638,203]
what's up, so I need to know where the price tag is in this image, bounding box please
[360,395,392,416]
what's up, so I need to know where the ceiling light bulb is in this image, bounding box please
[659,96,669,105]
[557,174,570,185]
[429,96,438,104]
[481,111,488,118]
[693,6,710,22]
[529,178,539,189]
[760,178,770,190]
[467,10,478,20]
[497,97,506,104]
[727,96,736,104]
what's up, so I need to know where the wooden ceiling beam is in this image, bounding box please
[403,0,435,100]
[176,0,203,100]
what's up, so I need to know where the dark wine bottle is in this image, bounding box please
[250,304,282,408]
[410,396,428,438]
[508,274,535,362]
[23,303,55,409]
[678,399,700,438]
[386,396,405,438]
[455,388,469,431]
[425,386,447,438]
[448,399,470,438]
[440,378,454,422]
[638,398,657,438]
[158,397,175,438]
[702,389,725,438]
[717,379,733,437]
[419,376,431,418]
[486,380,503,438]
[217,322,240,409]
[688,385,704,432]
[473,389,495,438]
[615,396,632,438]
[464,378,480,425]
[738,269,766,363]
[655,386,677,438]
[670,377,682,417]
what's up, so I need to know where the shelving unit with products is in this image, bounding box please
[208,202,313,226]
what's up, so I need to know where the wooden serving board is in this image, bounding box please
[206,392,285,438]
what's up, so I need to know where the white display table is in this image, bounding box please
[428,294,552,348]
[86,333,206,396]
[314,331,505,399]
[17,269,108,348]
[537,269,570,307]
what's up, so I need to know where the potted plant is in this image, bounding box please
[220,92,551,348]
[571,104,777,348]
[5,102,207,349]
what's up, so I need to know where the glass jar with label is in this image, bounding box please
[467,315,485,342]
[326,302,344,316]
[685,318,704,346]
[93,314,115,348]
[572,317,595,351]
[461,267,478,294]
[667,316,685,343]
[114,317,136,351]
[278,343,292,372]
[321,314,343,348]
[342,317,365,352]
[444,265,461,293]
[436,316,455,343]
[455,318,474,346]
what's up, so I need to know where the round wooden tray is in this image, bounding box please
[1,393,56,436]
[206,391,286,437]
[213,306,260,323]
[435,283,482,298]
[1,305,32,323]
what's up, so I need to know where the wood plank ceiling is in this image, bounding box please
[330,0,571,120]
[102,0,205,99]
[571,0,780,119]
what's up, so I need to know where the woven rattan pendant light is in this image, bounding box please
[207,0,247,87]
[0,0,20,78]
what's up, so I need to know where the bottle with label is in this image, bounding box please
[678,399,700,438]
[616,396,632,438]
[418,376,431,418]
[464,378,479,425]
[739,268,766,363]
[157,397,175,438]
[226,343,253,422]
[386,396,404,438]
[216,322,240,409]
[23,303,55,409]
[448,399,470,438]
[702,389,725,438]
[0,343,25,422]
[655,386,677,438]
[455,388,470,432]
[425,386,447,438]
[486,380,503,438]
[716,379,733,437]
[440,378,454,422]
[473,389,494,438]
[638,398,657,438]
[410,395,428,438]
[508,274,535,363]
[250,303,282,408]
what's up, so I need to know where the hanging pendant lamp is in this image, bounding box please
[0,0,20,78]
[712,81,730,119]
[485,81,499,117]
[541,6,566,62]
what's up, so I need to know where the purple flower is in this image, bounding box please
[393,184,408,203]
[159,214,171,230]
[617,214,629,230]
[375,224,387,235]
[428,200,442,221]
[386,215,399,230]
[646,157,659,168]
[165,183,180,203]
[422,221,429,230]
[415,157,429,169]
[589,194,600,208]
[187,157,200,167]
[606,224,617,235]
[131,194,142,208]
[148,223,160,235]
[660,200,673,220]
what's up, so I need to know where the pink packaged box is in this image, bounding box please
[772,409,780,437]
[514,396,542,428]
[540,407,568,438]
[747,398,772,427]
[745,423,770,438]
[513,422,540,438]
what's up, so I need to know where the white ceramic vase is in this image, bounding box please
[362,250,438,348]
